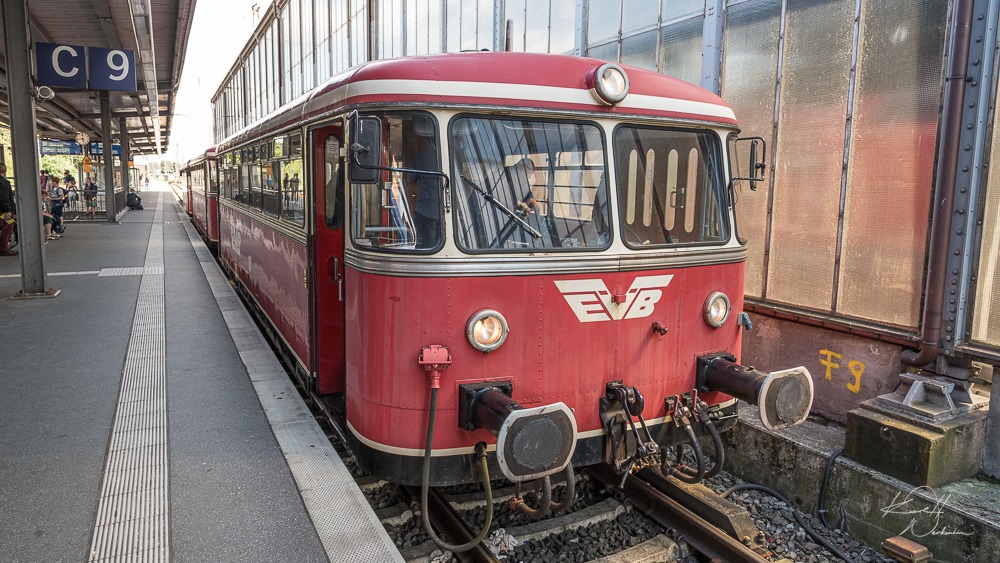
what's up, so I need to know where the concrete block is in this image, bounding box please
[844,403,987,488]
[984,387,1000,479]
[722,406,1000,563]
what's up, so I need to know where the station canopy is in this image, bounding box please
[0,0,197,155]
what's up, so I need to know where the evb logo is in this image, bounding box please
[554,275,674,323]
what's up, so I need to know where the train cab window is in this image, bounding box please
[450,117,611,252]
[262,161,280,216]
[349,112,441,252]
[614,126,728,247]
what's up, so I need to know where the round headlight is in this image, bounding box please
[591,63,630,105]
[704,292,731,328]
[467,309,510,352]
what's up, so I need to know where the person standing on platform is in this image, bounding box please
[0,164,17,256]
[83,176,99,218]
[47,177,66,234]
[62,169,75,186]
[41,184,59,241]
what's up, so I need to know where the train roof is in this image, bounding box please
[183,146,216,169]
[218,52,737,152]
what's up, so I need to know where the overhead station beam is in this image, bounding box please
[128,0,161,154]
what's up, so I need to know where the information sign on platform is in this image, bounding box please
[39,140,83,155]
[89,143,122,156]
[36,43,87,89]
[35,42,137,92]
[89,47,137,92]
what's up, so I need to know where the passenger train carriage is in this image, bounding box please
[212,52,813,537]
[181,147,220,247]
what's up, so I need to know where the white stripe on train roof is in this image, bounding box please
[307,78,737,122]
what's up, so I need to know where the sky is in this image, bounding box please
[162,0,263,165]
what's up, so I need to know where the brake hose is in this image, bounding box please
[420,387,494,552]
[674,402,725,480]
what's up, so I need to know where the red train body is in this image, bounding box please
[182,148,219,246]
[207,52,813,488]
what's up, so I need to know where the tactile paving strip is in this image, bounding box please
[89,195,169,563]
[176,207,403,562]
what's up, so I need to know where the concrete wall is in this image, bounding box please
[741,316,903,423]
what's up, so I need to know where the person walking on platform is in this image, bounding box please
[47,177,66,234]
[0,164,17,256]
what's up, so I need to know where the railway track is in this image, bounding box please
[302,386,775,562]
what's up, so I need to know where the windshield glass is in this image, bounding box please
[450,117,611,251]
[614,126,727,247]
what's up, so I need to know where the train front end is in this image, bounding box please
[339,54,813,493]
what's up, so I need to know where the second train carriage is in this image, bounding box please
[212,52,813,517]
[182,147,220,246]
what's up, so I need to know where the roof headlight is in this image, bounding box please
[467,309,509,352]
[704,292,731,328]
[590,63,630,105]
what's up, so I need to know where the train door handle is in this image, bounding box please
[327,256,344,302]
[326,256,340,282]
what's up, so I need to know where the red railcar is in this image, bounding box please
[182,148,219,246]
[215,52,812,519]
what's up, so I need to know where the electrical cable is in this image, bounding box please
[721,483,852,562]
[818,449,844,529]
[420,387,494,553]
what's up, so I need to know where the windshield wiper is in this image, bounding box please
[460,175,542,241]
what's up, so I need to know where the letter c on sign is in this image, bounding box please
[52,45,80,78]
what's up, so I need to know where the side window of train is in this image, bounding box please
[262,158,280,216]
[613,126,728,247]
[281,134,305,226]
[208,160,218,194]
[324,133,344,229]
[349,112,441,252]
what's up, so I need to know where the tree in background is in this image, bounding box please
[40,154,82,180]
[0,127,11,171]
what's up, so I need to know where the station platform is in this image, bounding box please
[0,185,402,563]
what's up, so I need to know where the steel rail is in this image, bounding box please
[590,465,768,563]
[402,485,501,563]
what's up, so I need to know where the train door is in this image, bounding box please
[311,122,346,394]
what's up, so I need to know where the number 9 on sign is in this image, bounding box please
[89,47,137,92]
